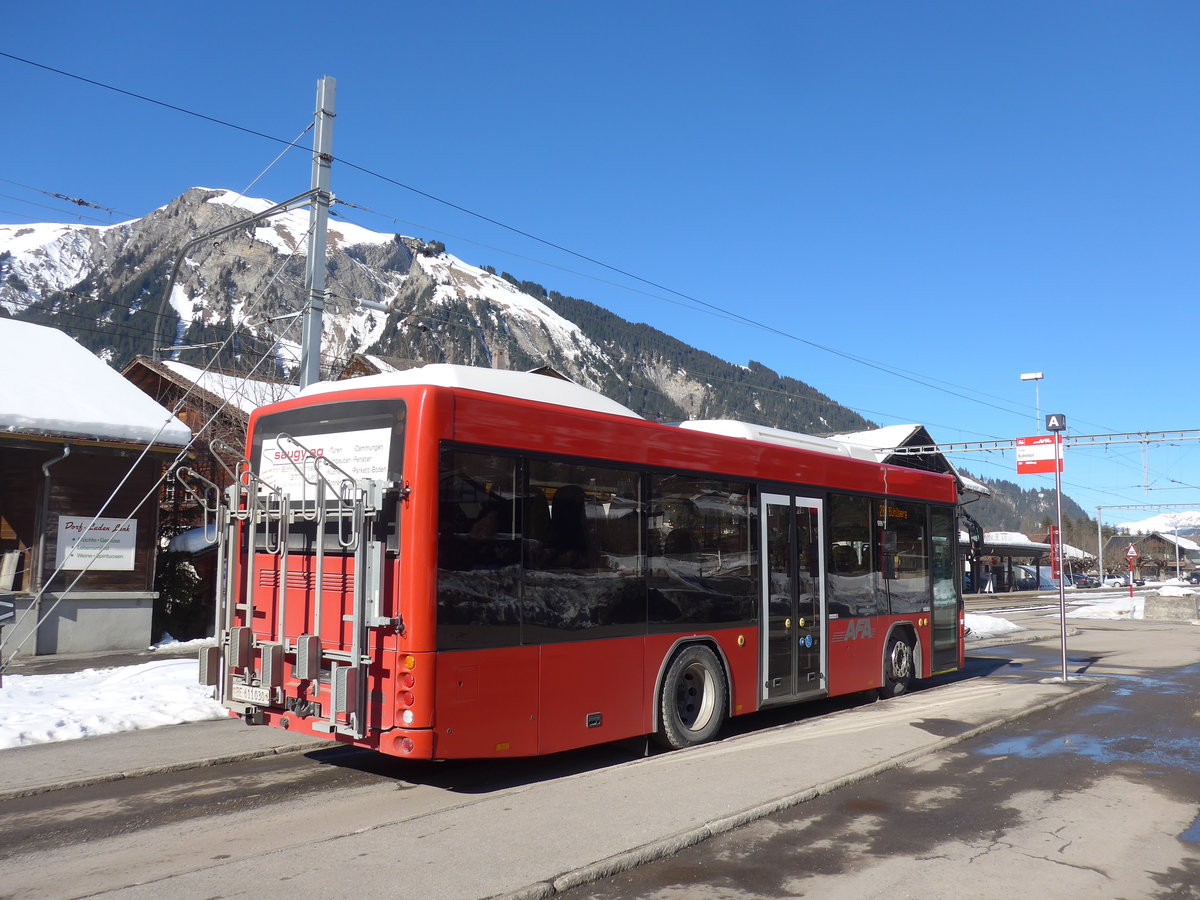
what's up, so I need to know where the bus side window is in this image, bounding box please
[545,484,595,569]
[436,449,522,651]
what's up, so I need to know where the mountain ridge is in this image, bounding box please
[3,187,1122,535]
[0,187,873,435]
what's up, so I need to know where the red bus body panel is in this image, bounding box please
[230,379,960,759]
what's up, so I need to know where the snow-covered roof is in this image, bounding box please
[1147,532,1200,552]
[0,319,192,446]
[358,354,406,374]
[158,360,300,415]
[832,424,926,455]
[829,423,988,494]
[678,420,878,461]
[984,531,1052,551]
[976,531,1089,559]
[955,470,991,497]
[301,363,642,419]
[167,525,218,554]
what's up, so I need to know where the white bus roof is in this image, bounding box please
[302,364,643,419]
[677,419,879,462]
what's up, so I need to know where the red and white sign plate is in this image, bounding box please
[1016,434,1063,475]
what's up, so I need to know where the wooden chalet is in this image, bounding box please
[1104,532,1200,580]
[1,322,193,656]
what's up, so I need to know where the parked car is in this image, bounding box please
[1105,574,1145,587]
[1013,564,1060,591]
[1187,571,1200,586]
[1071,574,1101,588]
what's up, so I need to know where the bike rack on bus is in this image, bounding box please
[188,433,395,741]
[175,465,233,701]
[272,433,394,739]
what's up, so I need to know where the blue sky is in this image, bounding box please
[4,2,1199,524]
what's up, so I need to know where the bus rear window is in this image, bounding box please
[249,399,406,552]
[252,399,406,494]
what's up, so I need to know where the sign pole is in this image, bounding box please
[1126,543,1138,599]
[1053,430,1068,681]
[1016,414,1070,681]
[1043,414,1069,682]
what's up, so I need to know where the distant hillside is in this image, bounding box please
[960,471,1104,551]
[1,188,873,435]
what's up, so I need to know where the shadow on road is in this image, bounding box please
[307,656,1020,795]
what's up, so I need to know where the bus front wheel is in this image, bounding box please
[880,633,915,698]
[654,644,728,749]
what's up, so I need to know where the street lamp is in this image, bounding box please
[1020,372,1044,433]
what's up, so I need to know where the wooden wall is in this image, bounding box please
[0,441,167,594]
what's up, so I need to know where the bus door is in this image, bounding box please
[930,507,961,672]
[761,494,827,703]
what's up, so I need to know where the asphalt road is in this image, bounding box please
[0,612,1192,899]
[559,617,1200,900]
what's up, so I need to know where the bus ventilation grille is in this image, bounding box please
[256,570,355,592]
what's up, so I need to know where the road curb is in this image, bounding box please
[489,679,1107,900]
[0,739,330,803]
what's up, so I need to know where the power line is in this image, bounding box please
[0,192,119,226]
[0,51,1040,425]
[0,177,128,216]
[4,52,1195,499]
[0,52,294,150]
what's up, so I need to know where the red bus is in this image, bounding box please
[195,364,963,759]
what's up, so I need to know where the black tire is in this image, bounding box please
[880,633,915,698]
[654,644,728,749]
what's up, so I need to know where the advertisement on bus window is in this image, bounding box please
[257,427,391,499]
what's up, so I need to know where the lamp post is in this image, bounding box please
[1020,372,1044,433]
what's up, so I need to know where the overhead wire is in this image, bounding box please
[3,51,1194,507]
[0,50,1038,422]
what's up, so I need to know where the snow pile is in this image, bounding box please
[1158,583,1198,598]
[965,614,1025,641]
[1065,592,1145,620]
[0,654,226,750]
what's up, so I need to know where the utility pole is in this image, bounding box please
[299,76,336,389]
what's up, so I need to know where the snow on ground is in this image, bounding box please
[2,588,1194,751]
[0,637,224,751]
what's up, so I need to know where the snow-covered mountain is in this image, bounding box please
[1115,511,1200,536]
[0,188,871,432]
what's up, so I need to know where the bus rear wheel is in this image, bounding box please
[654,644,728,749]
[880,633,915,698]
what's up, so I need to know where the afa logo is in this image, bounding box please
[837,619,875,642]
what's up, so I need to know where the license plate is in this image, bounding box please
[231,683,272,706]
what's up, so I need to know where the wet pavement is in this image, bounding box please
[560,621,1200,900]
